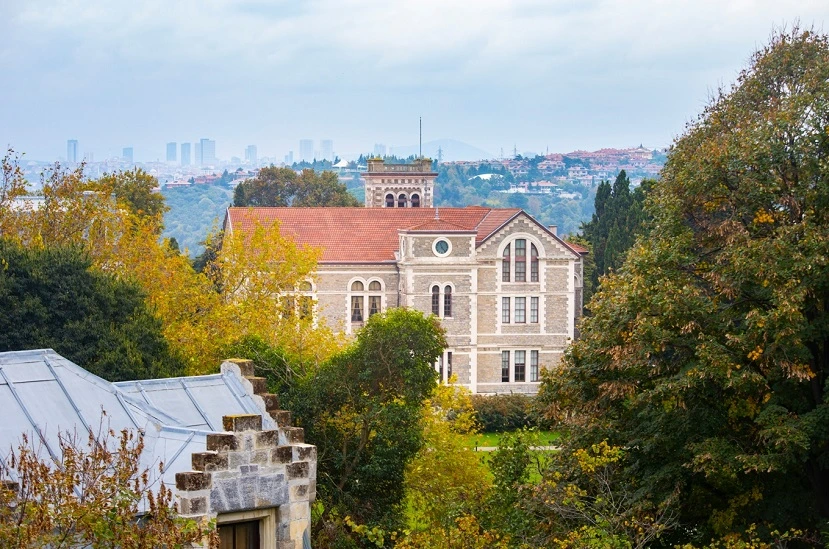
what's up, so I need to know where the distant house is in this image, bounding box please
[224,159,587,395]
[0,349,315,549]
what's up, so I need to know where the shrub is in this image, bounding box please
[470,393,548,432]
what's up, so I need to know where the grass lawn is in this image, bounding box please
[459,430,560,450]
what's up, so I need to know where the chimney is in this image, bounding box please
[548,225,558,236]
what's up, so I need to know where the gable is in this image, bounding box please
[476,212,581,259]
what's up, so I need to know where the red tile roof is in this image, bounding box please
[225,207,579,262]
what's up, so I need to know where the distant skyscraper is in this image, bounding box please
[320,139,333,161]
[199,138,216,165]
[181,143,191,166]
[83,152,94,163]
[166,142,177,163]
[284,151,294,165]
[122,147,134,163]
[373,143,387,157]
[245,145,257,165]
[67,140,79,163]
[194,141,203,166]
[299,139,314,162]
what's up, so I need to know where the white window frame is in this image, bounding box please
[501,349,541,383]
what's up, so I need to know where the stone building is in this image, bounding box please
[225,165,587,394]
[0,349,314,548]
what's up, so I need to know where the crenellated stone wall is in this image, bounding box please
[176,358,316,549]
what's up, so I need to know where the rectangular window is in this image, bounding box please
[515,239,526,282]
[530,297,538,323]
[447,352,452,379]
[283,295,295,318]
[502,297,510,323]
[515,350,526,382]
[515,297,526,323]
[444,291,452,317]
[501,351,510,382]
[218,520,260,549]
[531,246,539,282]
[437,355,444,381]
[299,296,313,320]
[530,350,539,382]
[351,296,364,322]
[431,289,440,316]
[369,295,381,317]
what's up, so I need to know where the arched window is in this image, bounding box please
[385,193,394,207]
[502,244,511,282]
[530,244,539,282]
[443,285,452,317]
[515,239,526,282]
[411,193,420,207]
[298,280,314,319]
[350,280,364,322]
[431,285,440,315]
[398,193,407,208]
[368,281,382,317]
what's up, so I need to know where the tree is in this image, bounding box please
[580,170,651,302]
[402,381,490,537]
[0,427,216,548]
[540,28,829,545]
[233,167,359,207]
[97,168,168,225]
[287,308,445,531]
[0,239,185,381]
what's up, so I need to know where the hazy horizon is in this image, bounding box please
[2,1,828,162]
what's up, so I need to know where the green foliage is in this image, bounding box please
[98,168,168,224]
[579,170,651,302]
[287,308,445,534]
[0,239,185,381]
[470,394,548,432]
[540,28,829,545]
[161,185,233,256]
[233,167,359,208]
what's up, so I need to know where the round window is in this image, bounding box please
[433,239,451,256]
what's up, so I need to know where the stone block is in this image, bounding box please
[272,446,293,464]
[293,444,316,462]
[240,464,259,475]
[260,393,280,411]
[191,451,228,472]
[225,358,254,377]
[228,450,251,470]
[290,482,309,501]
[223,414,262,432]
[176,471,211,491]
[251,450,269,465]
[256,430,279,449]
[206,433,238,452]
[270,410,292,427]
[282,427,304,443]
[247,376,267,394]
[179,496,207,515]
[286,461,309,480]
[256,474,288,507]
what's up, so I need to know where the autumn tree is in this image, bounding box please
[0,427,216,548]
[233,167,359,207]
[540,28,829,545]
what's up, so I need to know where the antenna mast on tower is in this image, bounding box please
[419,117,422,159]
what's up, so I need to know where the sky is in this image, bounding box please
[1,0,828,162]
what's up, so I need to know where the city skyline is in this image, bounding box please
[3,1,829,162]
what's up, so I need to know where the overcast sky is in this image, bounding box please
[1,0,827,162]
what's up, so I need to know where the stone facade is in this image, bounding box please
[309,215,584,395]
[362,157,437,208]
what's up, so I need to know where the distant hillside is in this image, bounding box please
[390,139,493,162]
[162,185,233,256]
